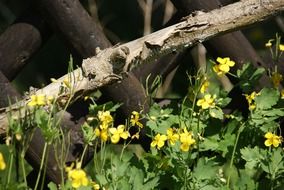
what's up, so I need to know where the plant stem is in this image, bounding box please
[20,152,27,187]
[120,140,132,161]
[80,144,88,164]
[40,145,50,190]
[227,122,245,188]
[6,151,14,185]
[34,142,48,190]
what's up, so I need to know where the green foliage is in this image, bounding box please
[237,63,265,92]
[255,88,279,110]
[2,36,284,190]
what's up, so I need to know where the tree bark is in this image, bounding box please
[0,0,283,135]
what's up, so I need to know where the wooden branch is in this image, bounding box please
[0,0,283,135]
[0,10,49,80]
[35,0,110,58]
[36,0,150,121]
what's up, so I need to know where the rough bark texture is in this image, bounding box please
[0,14,46,80]
[35,0,150,121]
[0,0,283,135]
[35,0,110,58]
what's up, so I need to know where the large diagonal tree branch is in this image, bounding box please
[0,0,283,135]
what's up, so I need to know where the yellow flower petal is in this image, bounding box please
[264,132,282,148]
[180,143,190,152]
[279,44,284,51]
[111,134,120,144]
[219,64,230,73]
[120,131,130,140]
[0,152,6,170]
[265,39,274,47]
[264,132,273,139]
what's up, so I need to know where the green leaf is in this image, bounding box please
[255,88,279,110]
[209,107,224,119]
[240,147,264,170]
[193,157,218,180]
[88,101,121,115]
[143,178,159,189]
[200,135,220,151]
[218,97,232,107]
[270,148,284,176]
[235,170,258,189]
[237,63,265,92]
[218,133,236,157]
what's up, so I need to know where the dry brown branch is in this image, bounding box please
[0,0,283,135]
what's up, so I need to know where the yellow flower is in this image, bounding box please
[91,181,100,190]
[0,152,6,170]
[265,39,274,47]
[213,57,235,76]
[245,92,257,104]
[213,65,223,76]
[27,94,46,107]
[151,134,167,149]
[109,125,130,144]
[67,166,89,188]
[179,128,195,152]
[95,128,108,142]
[248,104,256,110]
[200,80,209,94]
[279,44,284,51]
[5,136,11,146]
[281,90,284,99]
[15,133,22,141]
[98,111,113,129]
[130,111,143,128]
[197,94,215,109]
[167,128,179,145]
[131,132,140,140]
[244,91,259,110]
[63,78,71,89]
[84,96,90,101]
[271,72,283,87]
[264,132,282,148]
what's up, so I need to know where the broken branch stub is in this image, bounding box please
[0,0,283,135]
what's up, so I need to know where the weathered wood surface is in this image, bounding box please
[0,10,47,80]
[0,0,283,136]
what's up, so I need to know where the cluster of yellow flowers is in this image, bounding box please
[0,152,6,171]
[244,91,259,110]
[27,94,54,107]
[151,128,196,152]
[200,79,210,94]
[265,38,284,89]
[66,162,100,189]
[130,111,144,128]
[197,94,216,110]
[94,111,143,143]
[265,39,284,51]
[213,57,235,76]
[264,132,282,148]
[109,125,130,144]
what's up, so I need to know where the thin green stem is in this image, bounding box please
[120,140,132,161]
[80,144,89,164]
[34,142,48,190]
[20,152,27,187]
[40,145,50,190]
[227,72,238,78]
[227,122,245,188]
[196,112,201,161]
[6,151,14,185]
[100,142,107,174]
